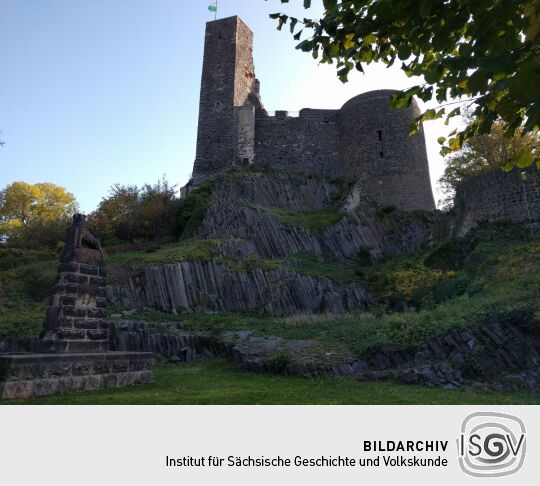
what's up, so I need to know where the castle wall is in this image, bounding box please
[338,90,435,211]
[255,109,341,179]
[453,167,540,235]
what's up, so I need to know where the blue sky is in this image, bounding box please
[0,0,452,212]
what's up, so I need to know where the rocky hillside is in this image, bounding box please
[1,168,539,391]
[106,167,442,315]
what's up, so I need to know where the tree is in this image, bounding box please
[438,115,540,208]
[88,184,140,244]
[0,181,79,247]
[269,0,540,169]
[87,176,179,246]
[135,178,179,241]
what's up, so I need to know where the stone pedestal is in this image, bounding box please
[0,352,154,400]
[41,247,109,353]
[0,214,156,401]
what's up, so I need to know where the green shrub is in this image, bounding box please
[475,301,539,336]
[424,239,470,271]
[270,352,291,374]
[20,265,56,302]
[384,292,408,312]
[352,334,394,358]
[0,305,43,340]
[175,182,213,239]
[410,284,432,308]
[431,274,471,304]
[462,344,492,379]
[86,177,181,246]
[0,248,56,271]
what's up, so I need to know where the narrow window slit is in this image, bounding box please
[377,130,384,158]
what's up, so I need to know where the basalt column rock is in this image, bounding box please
[40,214,109,353]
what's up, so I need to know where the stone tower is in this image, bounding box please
[338,90,435,211]
[192,16,261,185]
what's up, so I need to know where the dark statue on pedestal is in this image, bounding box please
[62,213,104,259]
[40,214,109,352]
[0,214,155,400]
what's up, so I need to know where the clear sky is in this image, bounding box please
[0,0,454,212]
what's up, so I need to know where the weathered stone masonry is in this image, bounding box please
[453,166,540,235]
[338,91,435,211]
[190,16,436,211]
[255,109,342,179]
[192,16,262,184]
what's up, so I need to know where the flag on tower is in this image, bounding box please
[208,2,218,12]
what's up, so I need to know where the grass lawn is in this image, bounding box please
[3,359,538,405]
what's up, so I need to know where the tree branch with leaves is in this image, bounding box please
[269,0,540,169]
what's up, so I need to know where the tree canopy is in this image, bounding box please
[0,181,78,248]
[87,176,179,246]
[269,0,540,169]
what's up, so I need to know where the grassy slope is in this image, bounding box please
[0,220,538,404]
[106,239,219,267]
[266,206,347,235]
[106,228,540,359]
[2,225,539,356]
[0,254,56,340]
[3,359,537,405]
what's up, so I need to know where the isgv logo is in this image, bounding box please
[457,412,526,477]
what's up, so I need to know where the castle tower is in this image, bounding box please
[338,90,436,211]
[192,16,261,185]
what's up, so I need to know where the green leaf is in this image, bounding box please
[448,137,461,150]
[397,45,411,60]
[362,33,377,45]
[390,91,415,109]
[289,18,298,34]
[358,48,373,62]
[424,64,444,84]
[501,160,514,172]
[276,14,289,31]
[440,147,452,156]
[420,108,445,122]
[337,67,349,82]
[343,33,356,50]
[510,149,535,169]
